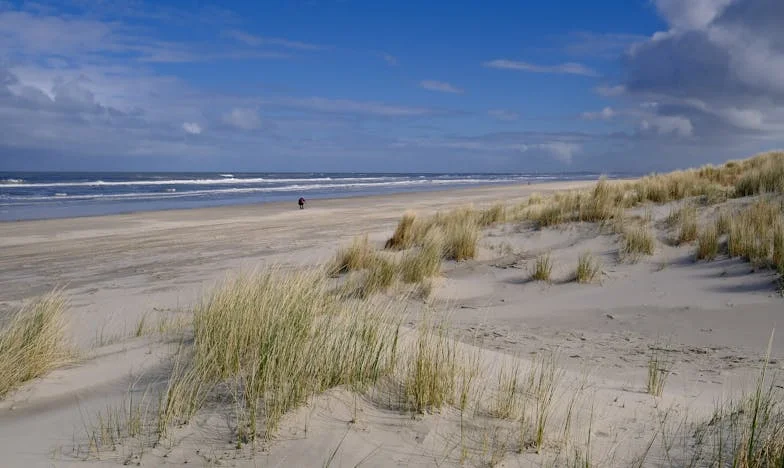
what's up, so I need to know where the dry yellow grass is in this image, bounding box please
[774,221,784,273]
[727,200,780,265]
[385,211,418,250]
[696,225,719,261]
[0,293,69,399]
[622,225,655,260]
[158,269,400,442]
[678,205,698,244]
[399,227,444,283]
[575,252,601,284]
[531,253,553,282]
[404,318,458,413]
[478,203,506,227]
[331,234,376,275]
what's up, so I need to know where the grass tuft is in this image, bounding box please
[158,269,400,442]
[646,348,669,397]
[405,318,457,414]
[622,225,655,260]
[0,292,69,399]
[331,235,376,275]
[399,228,444,283]
[575,252,601,284]
[385,211,418,250]
[677,205,698,244]
[696,224,719,261]
[531,253,553,282]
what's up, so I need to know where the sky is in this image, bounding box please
[1,0,783,173]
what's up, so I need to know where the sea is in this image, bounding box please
[0,172,636,221]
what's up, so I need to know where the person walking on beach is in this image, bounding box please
[298,197,306,209]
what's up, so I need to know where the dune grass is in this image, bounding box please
[728,200,780,265]
[478,203,506,227]
[696,224,719,261]
[531,253,553,282]
[677,205,698,244]
[385,211,418,250]
[404,318,458,414]
[774,222,784,274]
[622,225,655,260]
[157,269,401,442]
[0,293,69,399]
[399,228,445,283]
[646,349,669,397]
[575,252,601,284]
[331,235,376,275]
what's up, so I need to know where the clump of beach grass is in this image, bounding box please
[646,348,669,397]
[157,268,400,443]
[399,228,445,283]
[622,225,655,260]
[575,252,601,284]
[677,205,698,244]
[385,211,418,250]
[774,221,784,273]
[443,217,479,261]
[404,318,458,414]
[531,253,553,282]
[478,203,506,227]
[0,292,70,399]
[331,235,376,275]
[727,200,780,265]
[696,225,719,261]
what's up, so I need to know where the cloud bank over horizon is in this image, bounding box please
[0,0,782,172]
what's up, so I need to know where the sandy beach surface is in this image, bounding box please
[1,180,782,467]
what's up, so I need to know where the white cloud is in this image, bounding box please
[223,108,261,130]
[285,97,436,117]
[419,80,464,94]
[487,109,519,121]
[640,116,693,137]
[653,0,735,30]
[223,29,326,51]
[182,122,202,134]
[581,107,616,120]
[483,59,598,77]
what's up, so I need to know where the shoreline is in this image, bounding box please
[0,178,614,224]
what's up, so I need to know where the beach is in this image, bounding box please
[1,174,782,467]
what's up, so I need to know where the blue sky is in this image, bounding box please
[1,0,783,172]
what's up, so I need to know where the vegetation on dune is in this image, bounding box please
[158,269,401,442]
[621,225,655,260]
[331,234,376,275]
[575,252,601,284]
[696,224,719,261]
[531,253,553,282]
[0,293,69,399]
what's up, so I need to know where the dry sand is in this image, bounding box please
[0,181,782,467]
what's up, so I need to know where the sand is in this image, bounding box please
[0,181,782,467]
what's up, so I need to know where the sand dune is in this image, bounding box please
[0,172,782,467]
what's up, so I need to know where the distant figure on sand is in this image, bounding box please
[298,197,306,209]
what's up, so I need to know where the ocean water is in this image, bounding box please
[0,172,634,221]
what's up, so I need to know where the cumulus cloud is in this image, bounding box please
[483,59,598,77]
[419,80,464,94]
[182,122,202,134]
[223,108,261,130]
